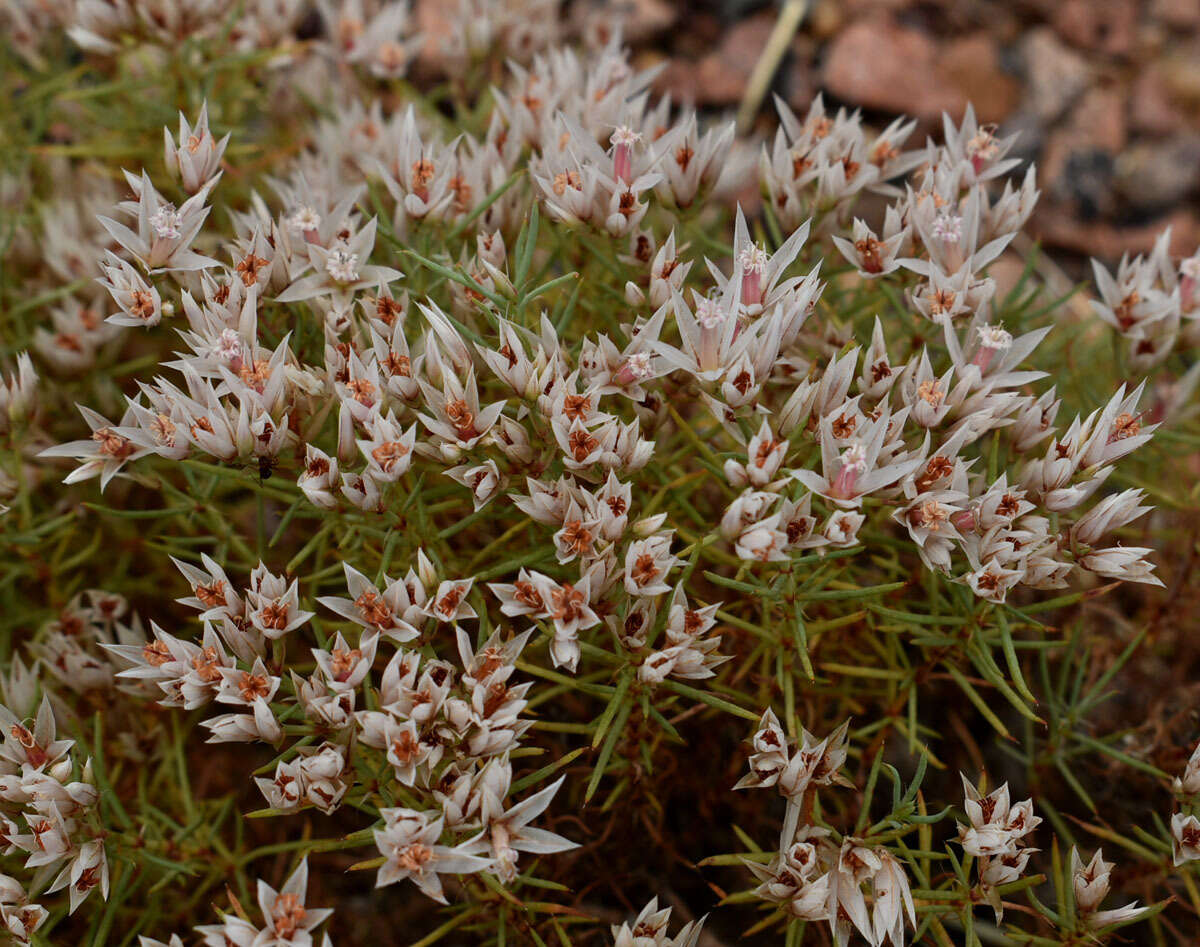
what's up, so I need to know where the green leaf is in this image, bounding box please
[584,699,631,803]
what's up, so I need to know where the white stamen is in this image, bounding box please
[326,246,360,283]
[609,126,641,148]
[696,297,725,330]
[738,244,769,274]
[931,213,962,245]
[289,205,322,233]
[625,352,652,379]
[976,325,1013,350]
[150,204,181,239]
[840,442,868,474]
[215,328,242,363]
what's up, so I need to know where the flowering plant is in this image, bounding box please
[2,2,1199,944]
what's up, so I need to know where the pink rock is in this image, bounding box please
[939,33,1021,123]
[610,0,676,42]
[659,11,776,106]
[1130,66,1188,135]
[1019,27,1091,122]
[1073,85,1128,152]
[1040,84,1127,214]
[1032,206,1199,259]
[822,18,965,120]
[1152,0,1200,29]
[1053,0,1138,55]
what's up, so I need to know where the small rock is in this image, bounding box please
[986,254,1030,303]
[999,110,1046,167]
[938,32,1021,123]
[413,0,455,62]
[1018,28,1091,123]
[604,0,676,43]
[1063,149,1118,220]
[1152,0,1200,29]
[1053,0,1138,55]
[783,36,820,111]
[1161,52,1200,107]
[667,9,722,59]
[1040,85,1126,219]
[658,10,775,106]
[693,56,752,106]
[821,17,964,119]
[1032,206,1200,260]
[808,0,844,40]
[1130,65,1189,136]
[1115,135,1200,215]
[1072,85,1128,152]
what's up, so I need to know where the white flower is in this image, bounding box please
[298,446,340,510]
[795,405,921,509]
[1180,741,1200,796]
[734,709,790,790]
[277,218,401,303]
[313,632,378,692]
[1173,812,1200,866]
[97,171,218,273]
[425,578,478,624]
[0,353,37,432]
[957,774,1039,857]
[611,896,707,947]
[97,252,162,328]
[623,534,677,596]
[247,565,315,639]
[448,460,504,510]
[48,841,108,914]
[38,404,146,491]
[149,203,181,239]
[832,217,907,279]
[0,695,74,773]
[871,849,916,946]
[1077,546,1162,586]
[374,809,492,901]
[471,775,578,883]
[196,858,331,947]
[1070,846,1146,928]
[164,101,229,193]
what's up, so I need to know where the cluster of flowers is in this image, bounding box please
[712,104,1160,600]
[1091,228,1200,372]
[143,881,704,947]
[93,552,579,900]
[33,50,754,690]
[37,82,1165,645]
[736,710,918,945]
[610,898,706,947]
[3,0,558,81]
[139,858,332,947]
[736,710,1147,944]
[955,774,1146,930]
[0,580,704,943]
[4,6,1195,939]
[955,775,1040,919]
[6,0,307,59]
[0,693,107,942]
[0,355,37,513]
[1171,741,1200,866]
